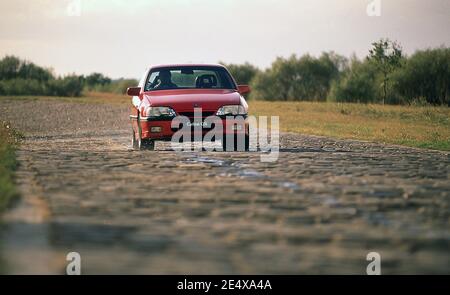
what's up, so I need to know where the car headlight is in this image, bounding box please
[144,106,176,117]
[216,105,247,116]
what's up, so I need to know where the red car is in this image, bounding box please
[127,64,251,151]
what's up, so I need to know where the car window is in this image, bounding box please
[138,70,147,88]
[144,66,235,91]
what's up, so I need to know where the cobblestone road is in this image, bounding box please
[1,99,449,274]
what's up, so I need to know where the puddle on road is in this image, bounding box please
[40,135,303,194]
[185,156,226,167]
[181,152,301,192]
[278,181,300,190]
[237,169,264,178]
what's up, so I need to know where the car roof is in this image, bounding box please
[148,63,226,70]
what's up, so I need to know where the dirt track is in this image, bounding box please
[1,98,449,274]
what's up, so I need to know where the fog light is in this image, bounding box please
[150,126,162,133]
[231,125,243,131]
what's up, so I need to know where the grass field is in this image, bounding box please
[1,93,449,151]
[0,91,129,105]
[251,101,450,151]
[0,121,21,211]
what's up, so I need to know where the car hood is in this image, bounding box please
[142,89,241,112]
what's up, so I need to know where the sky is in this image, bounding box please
[0,0,449,79]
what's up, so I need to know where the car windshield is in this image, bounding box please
[144,66,236,91]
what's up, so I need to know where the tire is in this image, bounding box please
[244,134,250,151]
[131,129,140,150]
[141,138,155,151]
[221,134,249,151]
[132,129,155,151]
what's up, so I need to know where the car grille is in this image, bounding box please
[171,111,218,132]
[171,123,217,132]
[177,111,216,118]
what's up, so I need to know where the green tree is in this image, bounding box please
[219,62,260,85]
[18,62,53,82]
[327,57,379,103]
[392,47,450,106]
[0,56,53,82]
[367,39,403,104]
[85,72,112,89]
[91,78,139,94]
[0,56,21,80]
[250,53,345,101]
[48,75,84,97]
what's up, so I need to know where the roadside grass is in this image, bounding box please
[250,101,450,151]
[0,121,22,212]
[0,121,21,274]
[1,94,449,151]
[0,91,129,105]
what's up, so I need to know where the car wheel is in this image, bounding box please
[132,130,155,151]
[140,138,155,151]
[221,134,249,151]
[131,129,140,150]
[244,134,250,151]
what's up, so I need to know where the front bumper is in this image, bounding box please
[130,115,248,140]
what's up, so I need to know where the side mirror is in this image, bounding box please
[127,87,141,96]
[237,85,251,95]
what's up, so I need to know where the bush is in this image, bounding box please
[48,75,84,97]
[243,45,449,106]
[2,45,449,104]
[84,73,112,90]
[249,70,282,101]
[0,56,85,97]
[0,55,53,82]
[0,121,21,211]
[0,56,83,97]
[251,53,345,101]
[87,78,138,94]
[0,78,46,96]
[0,56,22,80]
[391,47,450,106]
[250,52,346,101]
[327,59,379,103]
[220,62,260,85]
